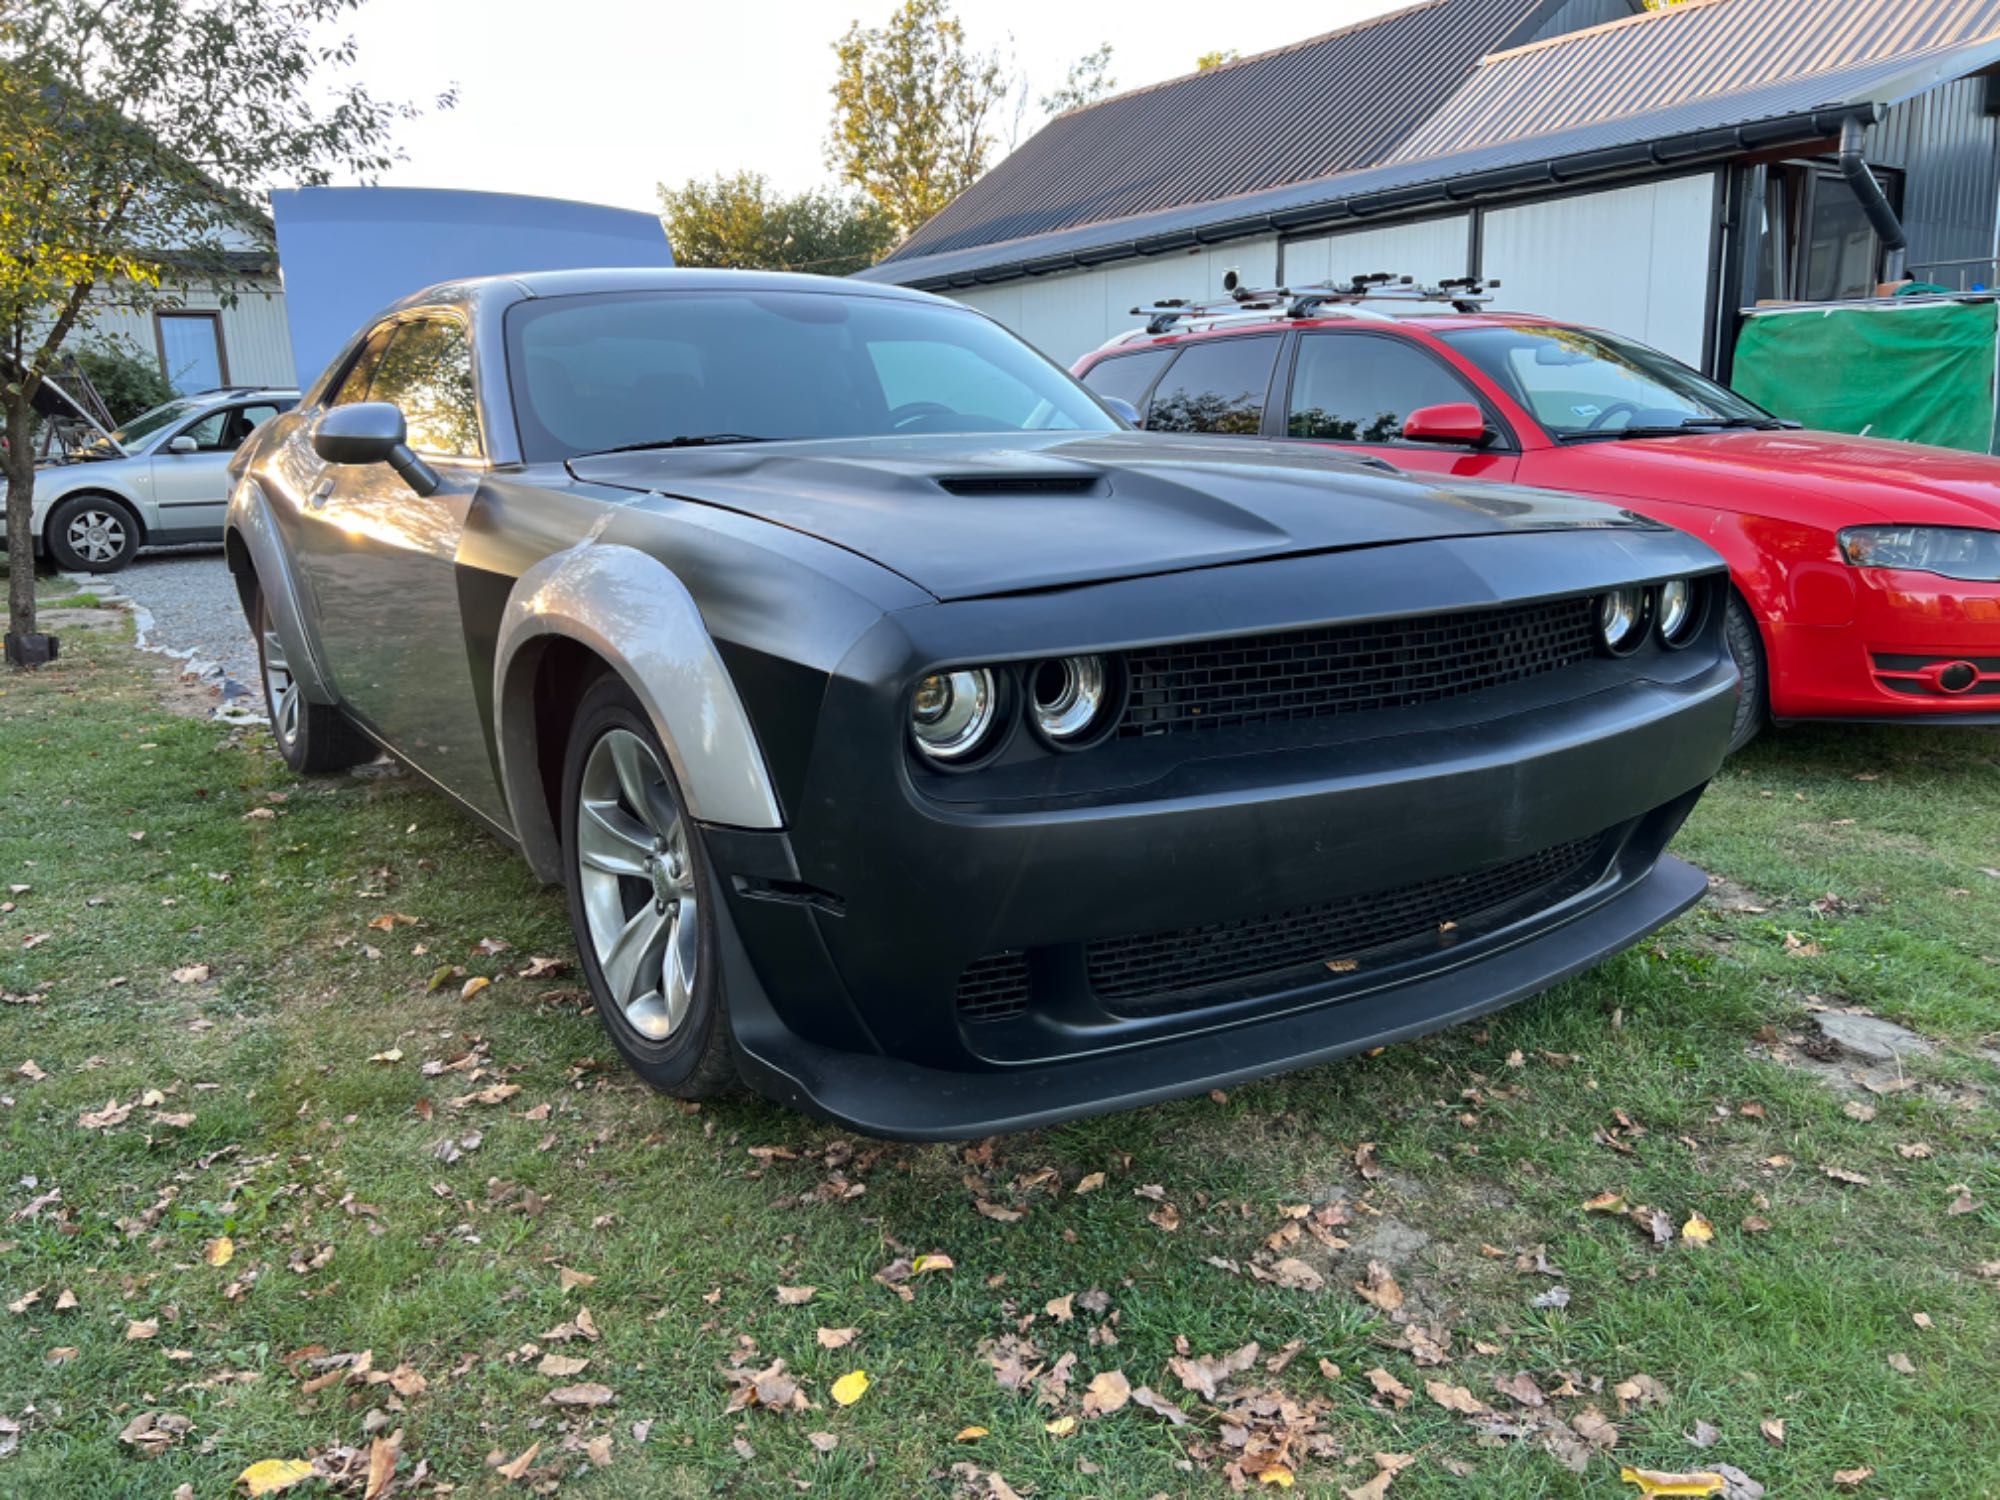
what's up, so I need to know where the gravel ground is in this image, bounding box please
[71,547,259,690]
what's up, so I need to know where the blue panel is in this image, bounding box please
[269,186,674,391]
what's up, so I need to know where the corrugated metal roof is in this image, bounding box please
[881,0,1578,265]
[1393,0,2000,161]
[859,34,2000,289]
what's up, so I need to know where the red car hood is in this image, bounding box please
[1558,428,2000,528]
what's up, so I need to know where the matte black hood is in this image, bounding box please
[568,431,1653,601]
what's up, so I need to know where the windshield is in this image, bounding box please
[77,397,203,456]
[505,289,1119,461]
[1441,325,1774,439]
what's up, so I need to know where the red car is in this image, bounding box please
[1073,288,2000,749]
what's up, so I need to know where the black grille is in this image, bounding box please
[1117,597,1597,738]
[956,950,1031,1022]
[1086,835,1604,1013]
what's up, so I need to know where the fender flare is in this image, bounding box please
[493,542,782,883]
[37,479,149,546]
[222,477,337,705]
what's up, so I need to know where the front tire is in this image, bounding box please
[561,676,737,1099]
[1724,591,1768,753]
[46,494,141,573]
[254,589,372,773]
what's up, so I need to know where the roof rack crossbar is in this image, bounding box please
[1130,274,1504,331]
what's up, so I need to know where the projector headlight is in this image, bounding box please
[1596,586,1648,655]
[1838,526,2000,582]
[1656,577,1703,648]
[1027,655,1114,747]
[910,668,1001,763]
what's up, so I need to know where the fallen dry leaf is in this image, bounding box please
[1131,1385,1189,1424]
[537,1354,590,1378]
[831,1369,870,1406]
[1074,1171,1106,1195]
[170,964,210,985]
[558,1266,597,1293]
[237,1458,315,1495]
[816,1326,859,1349]
[1681,1213,1715,1246]
[1760,1418,1785,1447]
[1618,1467,1725,1497]
[205,1236,234,1268]
[1365,1366,1412,1410]
[1823,1166,1871,1186]
[1425,1379,1490,1416]
[975,1198,1023,1223]
[460,976,492,1001]
[546,1382,614,1408]
[363,1431,401,1500]
[776,1284,816,1305]
[1832,1467,1874,1489]
[495,1441,541,1480]
[126,1318,159,1341]
[1082,1368,1130,1416]
[1354,1260,1404,1312]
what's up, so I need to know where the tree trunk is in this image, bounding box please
[5,391,42,658]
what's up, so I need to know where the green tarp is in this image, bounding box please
[1731,298,1998,453]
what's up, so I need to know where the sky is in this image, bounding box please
[326,0,1403,213]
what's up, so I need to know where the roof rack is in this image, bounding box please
[1129,272,1502,334]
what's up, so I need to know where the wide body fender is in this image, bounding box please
[223,477,337,706]
[492,541,783,883]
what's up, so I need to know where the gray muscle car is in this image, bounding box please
[225,267,1737,1139]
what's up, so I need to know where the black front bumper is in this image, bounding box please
[722,846,1707,1140]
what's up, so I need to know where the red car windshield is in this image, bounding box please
[1442,325,1779,440]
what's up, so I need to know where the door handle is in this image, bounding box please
[306,477,335,510]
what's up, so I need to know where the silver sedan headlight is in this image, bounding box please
[910,668,1001,763]
[1838,526,2000,583]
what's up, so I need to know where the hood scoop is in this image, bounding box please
[936,473,1103,497]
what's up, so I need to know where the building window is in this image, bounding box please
[1750,163,1901,304]
[156,311,229,395]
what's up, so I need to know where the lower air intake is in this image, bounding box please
[955,950,1031,1022]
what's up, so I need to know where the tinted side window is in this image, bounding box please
[369,318,482,458]
[1080,348,1174,409]
[1144,336,1281,436]
[1288,335,1480,443]
[329,327,394,408]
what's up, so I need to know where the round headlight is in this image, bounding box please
[1597,587,1647,655]
[910,668,999,762]
[1657,577,1699,647]
[1028,655,1112,746]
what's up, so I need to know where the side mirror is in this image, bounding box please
[1099,395,1141,428]
[1400,402,1491,447]
[311,401,439,497]
[167,434,198,454]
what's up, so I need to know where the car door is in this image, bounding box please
[1280,331,1519,482]
[291,312,507,820]
[148,404,267,539]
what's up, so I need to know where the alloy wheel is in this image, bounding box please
[260,627,302,749]
[66,508,126,565]
[575,728,699,1042]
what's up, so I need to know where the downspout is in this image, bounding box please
[1838,113,1908,282]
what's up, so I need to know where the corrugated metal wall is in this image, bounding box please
[951,239,1282,367]
[76,278,297,389]
[1480,174,1719,364]
[1282,216,1475,287]
[1869,75,2000,288]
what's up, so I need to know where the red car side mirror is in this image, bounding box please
[1401,402,1490,447]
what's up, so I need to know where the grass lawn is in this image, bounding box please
[1,597,1996,1498]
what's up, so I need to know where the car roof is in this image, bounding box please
[182,386,301,404]
[384,266,955,317]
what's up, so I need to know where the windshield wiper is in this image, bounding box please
[582,433,778,456]
[1560,416,1790,443]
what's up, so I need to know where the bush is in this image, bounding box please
[67,343,175,426]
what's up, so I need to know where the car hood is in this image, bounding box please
[568,431,1654,600]
[1564,427,2000,527]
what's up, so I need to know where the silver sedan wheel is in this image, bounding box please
[261,628,301,749]
[65,508,127,565]
[575,728,699,1042]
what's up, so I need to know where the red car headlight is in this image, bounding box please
[1838,526,2000,583]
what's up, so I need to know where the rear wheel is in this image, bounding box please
[1724,591,1768,753]
[46,494,141,573]
[561,676,736,1099]
[254,589,372,773]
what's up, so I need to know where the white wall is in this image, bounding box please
[1480,175,1717,365]
[75,276,297,390]
[949,236,1281,368]
[1281,215,1473,289]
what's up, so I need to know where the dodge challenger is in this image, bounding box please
[224,268,1737,1139]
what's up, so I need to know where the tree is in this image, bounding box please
[68,343,175,426]
[659,172,896,277]
[0,0,441,666]
[827,0,1010,238]
[1196,49,1241,71]
[1039,42,1115,117]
